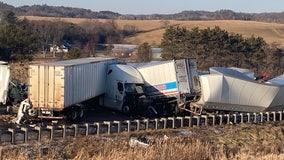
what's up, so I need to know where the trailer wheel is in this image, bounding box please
[68,110,78,122]
[78,108,84,119]
[28,108,38,117]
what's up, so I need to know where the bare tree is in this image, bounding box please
[137,42,152,62]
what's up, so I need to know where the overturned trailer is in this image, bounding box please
[195,67,284,113]
[132,58,200,115]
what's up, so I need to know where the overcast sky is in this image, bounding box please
[2,0,284,15]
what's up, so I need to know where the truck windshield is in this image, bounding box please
[125,83,144,94]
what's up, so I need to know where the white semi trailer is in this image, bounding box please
[17,57,153,123]
[0,61,10,105]
[132,58,200,116]
[26,57,118,122]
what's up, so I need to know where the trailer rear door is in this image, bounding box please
[175,58,199,95]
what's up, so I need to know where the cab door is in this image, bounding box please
[103,81,124,110]
[115,81,124,103]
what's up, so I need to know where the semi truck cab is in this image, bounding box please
[102,64,152,115]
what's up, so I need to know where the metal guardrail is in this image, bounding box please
[1,111,283,145]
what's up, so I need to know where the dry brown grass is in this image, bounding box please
[2,122,284,159]
[19,16,284,46]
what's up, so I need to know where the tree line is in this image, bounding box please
[1,10,284,77]
[1,2,284,23]
[160,26,284,76]
[0,11,137,61]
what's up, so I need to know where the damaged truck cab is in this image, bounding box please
[101,64,153,116]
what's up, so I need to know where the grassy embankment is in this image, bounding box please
[1,122,284,159]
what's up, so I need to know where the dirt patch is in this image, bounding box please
[0,106,16,126]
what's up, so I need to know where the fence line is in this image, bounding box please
[1,111,283,145]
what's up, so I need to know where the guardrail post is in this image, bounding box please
[114,121,121,133]
[239,113,243,123]
[272,112,276,121]
[260,112,264,122]
[21,127,29,143]
[125,120,131,132]
[143,119,149,130]
[193,116,200,127]
[160,118,167,129]
[218,115,223,125]
[103,121,111,134]
[209,115,215,125]
[154,118,159,130]
[8,128,15,144]
[247,113,250,123]
[201,115,208,126]
[176,117,184,128]
[185,116,192,127]
[278,111,283,121]
[168,117,175,128]
[61,125,67,138]
[135,120,140,131]
[47,125,55,139]
[72,124,78,137]
[225,114,230,124]
[233,114,237,124]
[253,113,257,123]
[35,126,42,141]
[95,122,100,135]
[266,112,270,122]
[85,123,90,136]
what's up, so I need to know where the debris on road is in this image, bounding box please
[129,137,150,148]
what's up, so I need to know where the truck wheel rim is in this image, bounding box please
[71,111,77,120]
[79,109,84,118]
[122,106,130,114]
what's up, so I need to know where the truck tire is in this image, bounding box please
[28,108,38,117]
[75,108,84,122]
[67,109,78,122]
[122,105,131,115]
[78,108,84,119]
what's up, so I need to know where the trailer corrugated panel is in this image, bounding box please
[174,59,191,95]
[197,67,284,112]
[175,58,200,94]
[29,57,117,111]
[135,58,199,98]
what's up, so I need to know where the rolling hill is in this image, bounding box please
[20,16,284,47]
